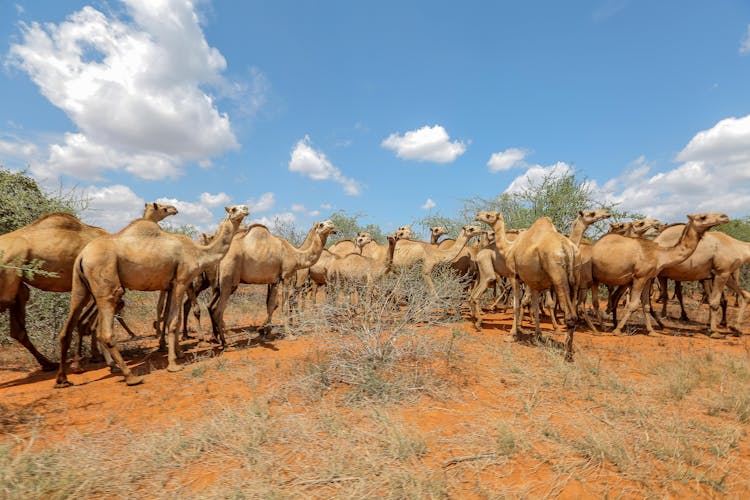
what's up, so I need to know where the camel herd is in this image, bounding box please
[0,202,748,388]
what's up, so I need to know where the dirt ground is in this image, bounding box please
[1,287,749,499]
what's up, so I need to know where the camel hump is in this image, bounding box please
[28,212,82,230]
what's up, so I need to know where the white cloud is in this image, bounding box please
[250,212,296,231]
[381,124,466,163]
[155,195,217,229]
[288,135,361,195]
[504,162,573,194]
[80,184,145,231]
[600,114,750,221]
[0,136,38,160]
[200,192,231,207]
[320,203,333,210]
[487,147,528,172]
[740,24,750,54]
[291,204,306,212]
[421,198,436,210]
[7,0,238,182]
[246,192,275,213]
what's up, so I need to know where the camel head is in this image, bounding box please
[460,225,483,241]
[686,212,730,233]
[355,232,373,249]
[198,232,214,245]
[144,202,179,222]
[631,218,662,237]
[395,225,414,239]
[608,222,630,235]
[430,226,448,238]
[474,211,503,227]
[314,220,336,237]
[578,209,611,225]
[224,205,250,225]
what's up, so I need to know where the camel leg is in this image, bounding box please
[266,282,279,326]
[70,300,98,373]
[164,282,187,372]
[642,284,664,336]
[97,294,143,385]
[508,276,524,341]
[551,278,576,362]
[208,284,231,348]
[469,269,492,330]
[725,276,748,335]
[9,284,56,371]
[55,285,94,387]
[530,289,542,339]
[608,285,628,330]
[707,274,730,339]
[657,276,670,318]
[611,279,647,336]
[674,281,690,322]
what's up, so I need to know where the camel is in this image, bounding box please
[429,226,449,245]
[0,202,177,370]
[363,225,483,290]
[396,225,414,239]
[208,220,336,343]
[327,233,399,288]
[55,205,249,387]
[505,217,579,361]
[654,224,750,337]
[591,213,729,336]
[290,231,373,311]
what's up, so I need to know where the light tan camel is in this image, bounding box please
[396,225,414,239]
[591,213,729,336]
[0,203,177,370]
[505,217,579,361]
[208,220,336,342]
[429,226,449,245]
[290,232,373,312]
[654,225,749,337]
[327,234,399,286]
[55,205,249,387]
[469,212,515,328]
[364,225,483,290]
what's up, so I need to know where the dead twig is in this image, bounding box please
[442,452,499,467]
[290,476,361,486]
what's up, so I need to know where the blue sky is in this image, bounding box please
[1,0,749,235]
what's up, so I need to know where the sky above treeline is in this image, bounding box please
[1,0,749,236]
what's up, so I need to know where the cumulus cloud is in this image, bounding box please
[504,162,573,194]
[381,125,467,163]
[741,24,750,54]
[250,212,296,231]
[246,192,275,213]
[80,184,145,231]
[600,114,750,221]
[421,198,436,210]
[288,135,361,195]
[487,147,528,172]
[7,0,238,182]
[0,136,38,161]
[200,192,231,207]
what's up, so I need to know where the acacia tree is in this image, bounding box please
[326,210,386,245]
[419,170,641,239]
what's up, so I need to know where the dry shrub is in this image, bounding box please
[288,263,470,404]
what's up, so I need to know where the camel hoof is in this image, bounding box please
[54,380,73,389]
[708,332,726,340]
[729,326,742,336]
[167,364,184,373]
[125,375,144,386]
[610,330,626,337]
[69,364,85,374]
[109,364,122,374]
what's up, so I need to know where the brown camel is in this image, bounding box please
[0,202,177,370]
[55,205,249,387]
[327,233,399,286]
[289,231,372,312]
[505,217,579,361]
[591,213,729,336]
[208,220,336,342]
[654,225,749,337]
[363,225,483,290]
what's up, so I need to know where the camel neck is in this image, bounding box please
[568,218,587,246]
[491,220,511,253]
[198,218,237,269]
[658,221,702,269]
[434,232,472,262]
[294,231,328,269]
[384,238,398,272]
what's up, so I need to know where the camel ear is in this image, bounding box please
[153,202,158,210]
[225,206,231,213]
[579,210,584,217]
